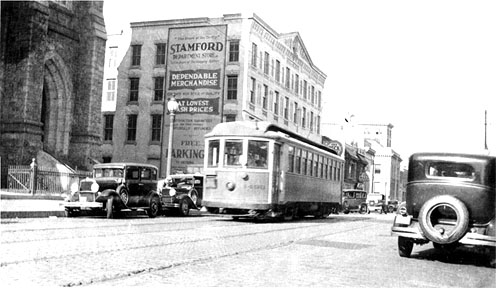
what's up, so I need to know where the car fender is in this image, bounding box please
[175,193,197,208]
[145,190,161,203]
[97,189,124,207]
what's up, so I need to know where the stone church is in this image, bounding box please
[0,1,106,186]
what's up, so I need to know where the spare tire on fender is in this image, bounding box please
[418,195,469,244]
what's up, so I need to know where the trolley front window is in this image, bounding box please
[224,140,243,166]
[247,140,269,169]
[208,140,220,167]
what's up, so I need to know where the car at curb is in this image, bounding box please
[63,163,161,218]
[391,152,496,267]
[157,174,204,216]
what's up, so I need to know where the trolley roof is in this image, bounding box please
[205,121,339,156]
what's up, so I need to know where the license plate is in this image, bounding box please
[395,215,411,225]
[80,196,87,202]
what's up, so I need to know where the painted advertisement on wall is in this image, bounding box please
[165,25,227,174]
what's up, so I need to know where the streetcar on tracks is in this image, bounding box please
[202,121,344,220]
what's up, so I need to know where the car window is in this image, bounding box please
[126,167,140,180]
[427,162,475,179]
[141,168,151,180]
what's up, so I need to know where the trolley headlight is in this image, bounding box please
[169,188,176,196]
[226,181,236,191]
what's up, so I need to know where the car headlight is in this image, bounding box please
[169,188,176,196]
[91,182,99,193]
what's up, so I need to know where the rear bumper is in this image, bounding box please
[391,215,496,247]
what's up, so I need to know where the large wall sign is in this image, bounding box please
[165,25,227,174]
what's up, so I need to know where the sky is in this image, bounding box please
[103,0,496,163]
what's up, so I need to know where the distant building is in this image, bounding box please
[0,1,106,186]
[368,140,402,201]
[103,13,327,177]
[357,123,393,147]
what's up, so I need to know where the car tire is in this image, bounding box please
[179,198,190,216]
[398,236,414,257]
[359,204,367,214]
[418,195,469,244]
[106,197,118,219]
[190,190,199,207]
[65,208,79,218]
[147,196,160,218]
[388,206,395,213]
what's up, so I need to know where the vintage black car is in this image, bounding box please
[342,189,368,214]
[63,163,161,218]
[391,153,495,267]
[158,174,204,216]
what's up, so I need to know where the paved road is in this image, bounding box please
[1,212,494,287]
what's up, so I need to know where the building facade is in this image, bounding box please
[102,13,327,177]
[0,1,106,186]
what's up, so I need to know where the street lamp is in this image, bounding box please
[166,95,179,176]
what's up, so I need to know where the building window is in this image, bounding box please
[102,156,112,163]
[103,114,114,141]
[295,74,299,95]
[154,77,164,102]
[129,78,139,102]
[131,45,141,66]
[156,43,166,65]
[263,52,270,75]
[262,85,268,110]
[106,79,116,101]
[317,91,322,108]
[250,77,256,104]
[108,46,118,68]
[274,91,279,115]
[251,43,257,67]
[284,97,289,119]
[275,60,281,82]
[310,111,314,131]
[303,80,308,100]
[311,86,315,105]
[285,67,291,89]
[229,40,239,62]
[293,102,298,124]
[127,114,138,141]
[227,75,238,100]
[302,107,306,128]
[375,164,381,174]
[151,115,161,142]
[225,115,236,122]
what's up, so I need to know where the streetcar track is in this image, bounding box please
[0,217,370,268]
[63,222,373,287]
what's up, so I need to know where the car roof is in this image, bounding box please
[93,163,158,169]
[167,173,204,178]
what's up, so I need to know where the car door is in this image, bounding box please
[139,167,157,206]
[125,166,141,206]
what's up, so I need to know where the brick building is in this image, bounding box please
[103,13,327,177]
[0,1,106,186]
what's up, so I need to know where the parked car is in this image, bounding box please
[391,153,495,267]
[63,163,161,218]
[342,189,368,214]
[367,199,387,214]
[387,200,399,213]
[157,173,204,216]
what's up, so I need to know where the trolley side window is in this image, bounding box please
[247,140,268,169]
[288,146,295,172]
[224,140,243,166]
[208,140,220,167]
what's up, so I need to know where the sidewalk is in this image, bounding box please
[0,190,66,219]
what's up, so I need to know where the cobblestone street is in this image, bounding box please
[1,213,494,287]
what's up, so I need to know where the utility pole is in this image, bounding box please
[484,110,488,150]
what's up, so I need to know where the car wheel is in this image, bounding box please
[119,189,129,205]
[418,195,469,244]
[147,197,160,218]
[179,198,190,216]
[106,197,118,219]
[388,206,395,213]
[359,204,367,214]
[398,236,414,257]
